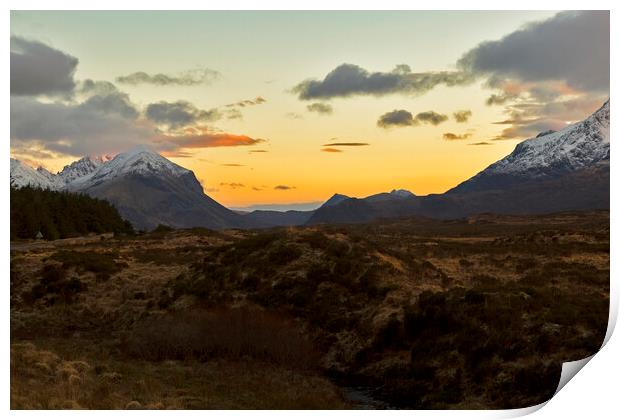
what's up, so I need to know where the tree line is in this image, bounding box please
[11,186,134,240]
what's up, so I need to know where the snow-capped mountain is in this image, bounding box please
[68,145,190,190]
[451,100,610,193]
[10,145,250,230]
[58,155,111,185]
[10,159,63,190]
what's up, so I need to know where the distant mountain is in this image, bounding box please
[321,193,350,208]
[365,189,415,202]
[309,100,610,224]
[231,201,323,212]
[242,209,313,227]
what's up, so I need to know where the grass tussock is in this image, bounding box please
[48,250,127,281]
[11,341,347,409]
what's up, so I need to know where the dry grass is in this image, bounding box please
[11,341,347,409]
[10,210,609,409]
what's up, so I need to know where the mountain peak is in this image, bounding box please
[390,189,415,198]
[322,193,350,208]
[72,146,190,187]
[450,99,610,193]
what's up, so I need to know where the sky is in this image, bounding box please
[10,11,610,207]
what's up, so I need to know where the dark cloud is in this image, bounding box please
[80,91,140,120]
[249,149,268,153]
[377,110,448,128]
[220,182,245,189]
[11,36,78,96]
[322,148,342,153]
[221,163,245,167]
[415,111,448,126]
[322,142,369,147]
[468,142,493,146]
[226,96,267,107]
[486,93,518,106]
[293,63,473,100]
[307,102,333,115]
[443,132,472,141]
[10,96,150,156]
[377,110,414,128]
[491,96,605,140]
[145,101,220,128]
[116,68,220,86]
[453,110,472,123]
[274,185,295,190]
[458,11,609,92]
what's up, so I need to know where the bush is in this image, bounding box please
[267,243,303,265]
[49,250,127,281]
[25,264,87,305]
[122,307,318,370]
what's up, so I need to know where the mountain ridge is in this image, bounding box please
[10,99,610,229]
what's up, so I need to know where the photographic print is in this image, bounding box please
[9,9,610,410]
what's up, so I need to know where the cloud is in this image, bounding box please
[226,96,267,107]
[116,68,220,86]
[468,142,493,146]
[307,102,333,115]
[293,63,473,100]
[458,11,609,92]
[220,182,245,189]
[285,112,304,120]
[321,148,342,153]
[145,101,220,128]
[274,185,295,190]
[160,150,194,158]
[443,132,473,141]
[11,36,78,96]
[249,149,268,153]
[486,93,518,106]
[415,111,448,126]
[10,95,151,156]
[322,142,369,147]
[153,127,265,150]
[491,95,605,140]
[221,163,245,167]
[453,110,472,123]
[224,109,243,120]
[377,110,448,128]
[377,110,414,128]
[80,90,140,120]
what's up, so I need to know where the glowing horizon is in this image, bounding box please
[10,11,609,207]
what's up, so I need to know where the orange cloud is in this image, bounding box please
[322,147,342,153]
[153,126,264,150]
